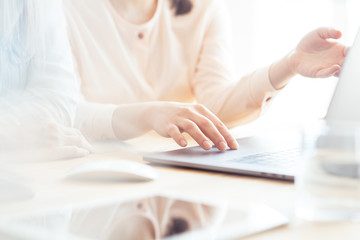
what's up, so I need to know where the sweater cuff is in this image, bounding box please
[94,104,118,140]
[75,102,118,140]
[249,66,280,107]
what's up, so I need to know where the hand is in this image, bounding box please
[35,120,95,159]
[9,120,95,160]
[112,102,239,151]
[290,27,348,78]
[0,115,94,161]
[148,102,238,151]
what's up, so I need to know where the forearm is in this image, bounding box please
[196,67,279,128]
[0,89,75,127]
[75,102,155,141]
[269,51,297,90]
[112,103,154,140]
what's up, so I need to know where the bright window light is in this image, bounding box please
[225,0,360,124]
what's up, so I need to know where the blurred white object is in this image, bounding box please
[0,169,34,203]
[325,28,360,123]
[66,159,158,182]
[0,180,34,203]
[296,122,360,221]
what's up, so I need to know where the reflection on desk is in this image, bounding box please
[0,127,359,240]
[0,193,288,240]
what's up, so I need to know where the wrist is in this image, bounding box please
[269,51,297,90]
[141,102,157,130]
[112,103,153,140]
[112,106,124,140]
[287,49,299,75]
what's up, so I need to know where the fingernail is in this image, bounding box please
[203,140,212,150]
[231,140,239,150]
[219,141,227,151]
[180,139,187,147]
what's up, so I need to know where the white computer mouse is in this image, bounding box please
[66,159,158,182]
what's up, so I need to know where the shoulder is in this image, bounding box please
[63,0,111,27]
[63,0,105,14]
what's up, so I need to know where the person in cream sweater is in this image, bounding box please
[64,0,347,151]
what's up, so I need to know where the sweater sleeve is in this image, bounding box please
[0,0,79,148]
[25,1,79,126]
[0,0,78,126]
[74,100,118,140]
[191,1,280,127]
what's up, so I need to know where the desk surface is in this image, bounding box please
[1,123,359,240]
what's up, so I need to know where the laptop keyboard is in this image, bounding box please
[228,148,300,169]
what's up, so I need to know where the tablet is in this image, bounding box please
[0,192,289,239]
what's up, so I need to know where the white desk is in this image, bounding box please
[0,124,359,240]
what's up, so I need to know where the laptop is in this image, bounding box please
[143,28,360,181]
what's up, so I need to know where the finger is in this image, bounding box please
[339,58,345,67]
[53,146,90,160]
[343,46,350,57]
[167,124,187,147]
[79,135,96,153]
[64,135,96,153]
[194,105,238,150]
[188,113,228,151]
[61,127,96,153]
[317,27,342,40]
[178,120,213,150]
[316,64,341,78]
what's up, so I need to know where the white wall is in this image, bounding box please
[224,0,360,124]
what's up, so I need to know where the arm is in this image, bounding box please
[0,0,78,126]
[22,0,79,125]
[191,2,277,127]
[0,1,92,158]
[192,3,347,127]
[76,100,238,151]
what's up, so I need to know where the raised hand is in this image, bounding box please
[290,27,348,78]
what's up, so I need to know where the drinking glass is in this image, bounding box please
[296,121,360,221]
